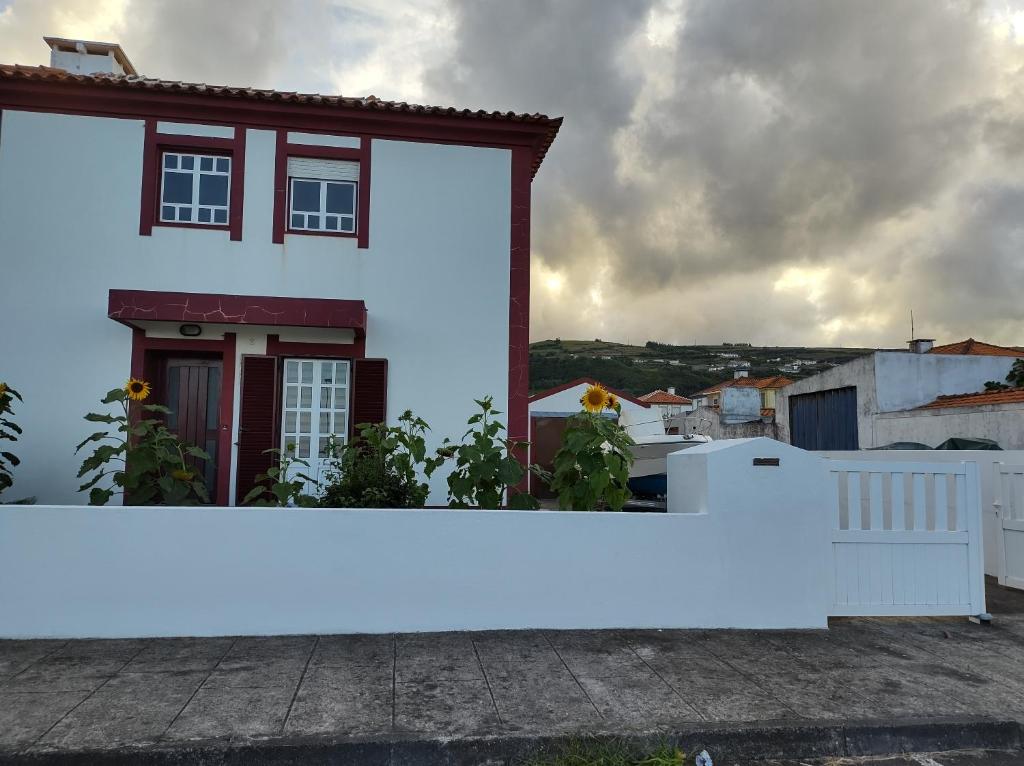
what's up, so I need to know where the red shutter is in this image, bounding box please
[236,356,279,504]
[350,358,388,436]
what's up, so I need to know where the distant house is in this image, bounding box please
[639,388,694,420]
[691,375,794,415]
[776,339,1023,450]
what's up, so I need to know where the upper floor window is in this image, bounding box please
[287,157,358,234]
[160,152,231,226]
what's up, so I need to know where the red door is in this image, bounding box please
[162,357,223,498]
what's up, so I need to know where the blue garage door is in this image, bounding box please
[789,387,858,451]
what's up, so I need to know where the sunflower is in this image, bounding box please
[124,378,152,402]
[0,382,7,397]
[605,392,620,412]
[171,468,194,481]
[580,383,610,413]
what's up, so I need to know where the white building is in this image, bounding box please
[776,339,1022,450]
[0,38,560,505]
[638,388,695,420]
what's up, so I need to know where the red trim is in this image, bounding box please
[528,377,652,408]
[508,147,532,471]
[109,289,367,336]
[128,329,235,506]
[140,127,246,240]
[265,334,365,359]
[358,137,371,249]
[273,136,371,248]
[272,129,287,244]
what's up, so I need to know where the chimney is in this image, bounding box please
[44,36,137,76]
[734,370,749,379]
[907,338,934,354]
[667,387,676,395]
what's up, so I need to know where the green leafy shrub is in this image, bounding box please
[438,396,537,509]
[537,383,635,511]
[985,358,1024,391]
[0,382,22,497]
[320,411,443,508]
[523,739,685,766]
[241,446,321,507]
[76,381,211,506]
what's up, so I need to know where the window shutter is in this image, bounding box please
[350,358,388,435]
[287,157,359,182]
[236,356,279,504]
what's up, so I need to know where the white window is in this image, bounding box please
[160,152,230,225]
[287,157,358,234]
[280,359,350,490]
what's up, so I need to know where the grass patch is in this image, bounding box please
[522,739,687,766]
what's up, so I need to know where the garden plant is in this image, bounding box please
[241,446,322,507]
[537,383,635,511]
[76,379,211,505]
[0,381,22,497]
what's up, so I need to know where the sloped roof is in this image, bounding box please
[693,376,794,397]
[639,389,693,405]
[928,338,1024,358]
[0,64,562,176]
[918,388,1024,409]
[529,378,649,407]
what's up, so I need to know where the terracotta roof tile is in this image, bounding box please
[928,338,1024,358]
[693,376,794,396]
[0,64,562,176]
[639,390,692,405]
[918,388,1024,409]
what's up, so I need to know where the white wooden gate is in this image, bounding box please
[993,464,1024,591]
[826,460,985,616]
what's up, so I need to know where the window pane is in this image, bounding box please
[292,180,321,212]
[200,157,213,171]
[319,412,331,433]
[178,207,192,221]
[301,362,314,383]
[286,361,299,383]
[326,183,354,214]
[299,412,311,433]
[214,209,227,224]
[198,208,211,223]
[297,436,310,459]
[320,387,331,408]
[318,437,330,458]
[320,365,333,384]
[164,154,177,169]
[335,363,348,384]
[307,215,320,229]
[334,387,346,409]
[161,205,175,221]
[162,171,193,204]
[300,386,312,408]
[291,213,303,229]
[216,157,229,173]
[339,216,355,233]
[199,174,228,205]
[181,155,195,170]
[325,216,338,231]
[285,386,298,408]
[284,411,297,433]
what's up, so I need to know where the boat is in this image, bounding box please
[627,433,712,498]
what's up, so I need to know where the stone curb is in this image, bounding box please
[0,717,1020,765]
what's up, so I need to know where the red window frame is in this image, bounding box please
[139,119,246,241]
[273,131,371,248]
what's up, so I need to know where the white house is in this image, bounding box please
[638,388,694,420]
[0,38,560,505]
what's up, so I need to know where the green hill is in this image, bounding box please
[529,339,873,397]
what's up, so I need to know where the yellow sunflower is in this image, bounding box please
[580,383,610,413]
[606,392,620,412]
[124,378,152,402]
[171,468,194,481]
[0,382,7,397]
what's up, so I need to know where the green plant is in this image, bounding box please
[320,411,444,508]
[241,446,321,507]
[76,381,211,505]
[439,396,537,509]
[984,358,1024,391]
[537,383,635,511]
[522,739,685,766]
[0,382,22,497]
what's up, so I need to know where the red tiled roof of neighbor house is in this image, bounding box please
[0,64,563,176]
[639,390,693,405]
[693,376,794,397]
[918,388,1024,409]
[928,338,1024,358]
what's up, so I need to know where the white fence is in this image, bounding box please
[994,463,1024,590]
[826,459,985,616]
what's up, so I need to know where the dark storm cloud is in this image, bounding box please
[426,0,1024,345]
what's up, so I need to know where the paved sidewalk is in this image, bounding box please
[2,582,1024,763]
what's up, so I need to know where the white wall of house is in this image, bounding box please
[0,109,512,505]
[528,383,663,437]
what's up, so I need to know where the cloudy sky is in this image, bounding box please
[4,0,1024,348]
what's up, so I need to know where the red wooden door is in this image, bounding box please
[163,357,222,498]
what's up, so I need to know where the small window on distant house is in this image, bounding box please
[160,152,231,225]
[287,157,358,234]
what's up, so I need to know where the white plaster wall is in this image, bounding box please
[0,110,511,505]
[874,353,1016,412]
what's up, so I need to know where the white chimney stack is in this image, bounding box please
[667,387,676,395]
[907,338,934,354]
[44,37,137,76]
[734,370,749,379]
